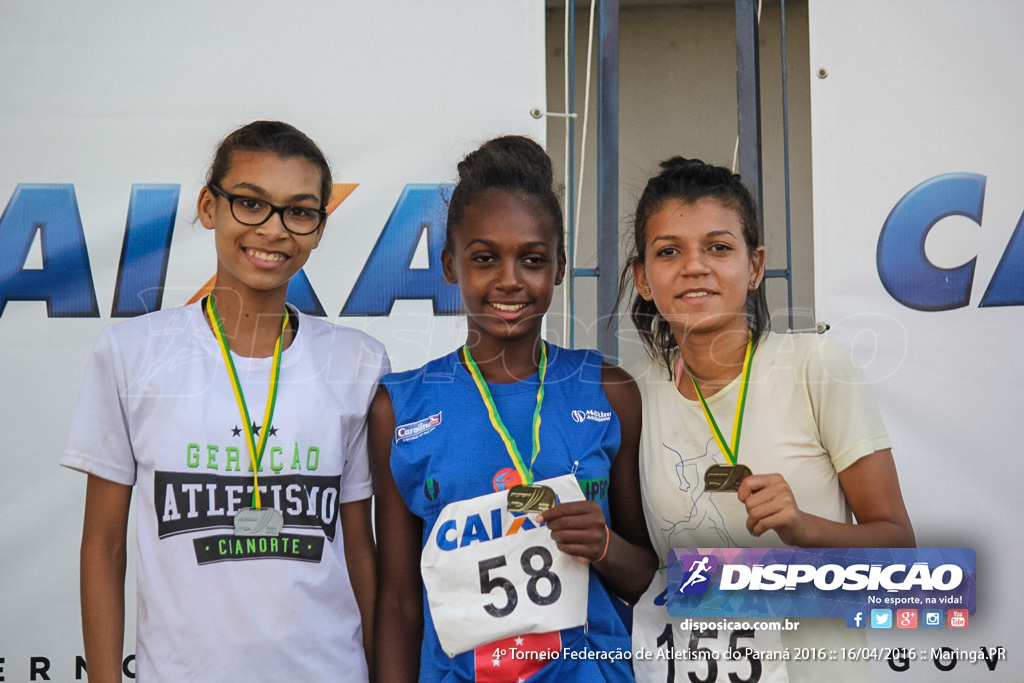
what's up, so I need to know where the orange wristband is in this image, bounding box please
[595,524,610,563]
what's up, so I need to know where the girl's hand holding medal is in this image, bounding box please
[737,472,808,545]
[536,501,611,564]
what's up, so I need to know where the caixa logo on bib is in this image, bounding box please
[877,172,1024,310]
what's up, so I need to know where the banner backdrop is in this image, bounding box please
[809,1,1023,680]
[0,1,544,680]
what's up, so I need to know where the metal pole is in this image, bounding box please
[596,0,619,362]
[567,2,577,347]
[735,0,764,240]
[780,0,794,330]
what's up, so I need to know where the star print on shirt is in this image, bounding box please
[241,423,277,438]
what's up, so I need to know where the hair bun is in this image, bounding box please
[445,135,564,252]
[658,156,697,173]
[457,135,554,189]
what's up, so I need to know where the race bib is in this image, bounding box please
[633,568,790,683]
[421,474,589,655]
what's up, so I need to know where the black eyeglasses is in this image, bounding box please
[208,184,327,235]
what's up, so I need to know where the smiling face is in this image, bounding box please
[197,150,325,302]
[442,189,565,347]
[633,197,764,344]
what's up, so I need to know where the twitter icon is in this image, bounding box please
[871,609,892,629]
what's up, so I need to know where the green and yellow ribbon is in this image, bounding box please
[206,295,288,508]
[463,342,547,486]
[686,331,754,466]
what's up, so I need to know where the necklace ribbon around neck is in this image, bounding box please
[463,343,547,487]
[206,295,288,508]
[682,331,754,467]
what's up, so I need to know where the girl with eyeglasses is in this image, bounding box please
[369,135,656,683]
[623,157,914,683]
[63,121,388,682]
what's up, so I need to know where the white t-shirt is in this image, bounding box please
[62,302,389,682]
[633,332,888,683]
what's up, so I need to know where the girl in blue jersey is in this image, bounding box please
[369,136,656,682]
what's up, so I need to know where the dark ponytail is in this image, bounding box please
[618,157,769,374]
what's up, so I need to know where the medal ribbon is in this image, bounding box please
[684,331,754,466]
[206,295,288,508]
[463,342,547,487]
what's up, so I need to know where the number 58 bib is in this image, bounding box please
[421,474,590,655]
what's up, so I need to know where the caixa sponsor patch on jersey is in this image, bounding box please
[570,408,611,423]
[395,411,442,443]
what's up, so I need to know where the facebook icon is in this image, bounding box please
[846,609,866,629]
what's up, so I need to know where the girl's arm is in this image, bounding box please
[538,364,657,604]
[340,498,376,677]
[739,449,915,547]
[368,387,424,683]
[80,474,132,683]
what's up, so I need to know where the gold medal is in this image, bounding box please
[683,332,756,494]
[703,464,753,493]
[507,484,557,512]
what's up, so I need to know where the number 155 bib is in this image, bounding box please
[421,474,590,655]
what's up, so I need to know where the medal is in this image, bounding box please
[233,506,285,536]
[703,464,753,492]
[463,343,550,511]
[507,484,557,513]
[207,295,288,532]
[681,331,755,493]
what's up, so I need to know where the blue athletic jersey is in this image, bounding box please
[384,345,634,683]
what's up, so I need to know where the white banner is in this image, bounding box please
[0,1,545,680]
[809,1,1023,680]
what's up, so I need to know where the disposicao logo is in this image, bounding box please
[666,548,976,620]
[676,554,717,596]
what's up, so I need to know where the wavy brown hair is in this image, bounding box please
[618,157,769,374]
